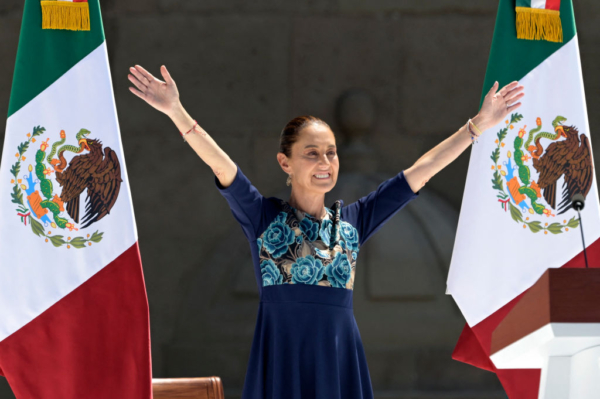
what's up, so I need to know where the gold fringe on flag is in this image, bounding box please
[41,1,90,31]
[516,7,562,43]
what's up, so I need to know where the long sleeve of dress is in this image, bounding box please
[214,163,279,241]
[342,170,419,246]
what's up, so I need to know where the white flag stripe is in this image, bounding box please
[0,42,137,342]
[531,0,548,9]
[447,35,600,327]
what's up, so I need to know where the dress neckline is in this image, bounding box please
[283,200,333,223]
[281,199,343,250]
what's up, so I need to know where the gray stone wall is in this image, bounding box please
[1,0,600,398]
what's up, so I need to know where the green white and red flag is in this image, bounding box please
[0,0,152,398]
[447,0,599,398]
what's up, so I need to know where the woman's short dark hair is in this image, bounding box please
[279,115,331,158]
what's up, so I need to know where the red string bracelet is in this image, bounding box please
[180,120,198,139]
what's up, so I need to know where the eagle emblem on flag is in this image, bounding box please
[9,126,122,248]
[491,114,592,234]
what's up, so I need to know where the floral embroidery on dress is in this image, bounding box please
[291,255,324,285]
[260,259,283,286]
[340,221,359,251]
[325,252,352,288]
[299,218,319,241]
[319,219,332,247]
[256,200,360,290]
[262,212,295,258]
[315,248,331,259]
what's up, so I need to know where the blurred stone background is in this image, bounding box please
[1,0,600,398]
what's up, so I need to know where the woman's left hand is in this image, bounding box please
[474,81,524,132]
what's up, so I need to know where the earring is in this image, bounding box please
[286,174,292,186]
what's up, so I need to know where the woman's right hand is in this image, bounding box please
[128,65,180,117]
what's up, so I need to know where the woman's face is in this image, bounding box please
[279,123,339,195]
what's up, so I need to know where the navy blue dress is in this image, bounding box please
[215,164,418,399]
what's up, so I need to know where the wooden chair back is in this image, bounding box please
[152,377,224,399]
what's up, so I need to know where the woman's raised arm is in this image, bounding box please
[128,64,237,187]
[404,81,524,193]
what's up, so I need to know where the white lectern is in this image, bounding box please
[489,268,600,399]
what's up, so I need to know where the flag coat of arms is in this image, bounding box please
[0,1,152,398]
[447,0,599,398]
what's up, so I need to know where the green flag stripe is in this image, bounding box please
[480,0,575,107]
[516,0,532,7]
[7,0,105,118]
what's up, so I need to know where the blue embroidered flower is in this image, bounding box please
[340,221,359,251]
[319,219,332,246]
[275,211,287,224]
[296,235,303,244]
[262,214,295,258]
[300,217,319,241]
[314,248,331,259]
[340,241,346,249]
[260,259,283,286]
[351,251,357,260]
[325,252,352,288]
[291,255,324,285]
[257,238,262,253]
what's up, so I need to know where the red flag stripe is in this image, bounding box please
[0,242,152,399]
[545,0,561,11]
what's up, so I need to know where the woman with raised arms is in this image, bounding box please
[128,64,523,399]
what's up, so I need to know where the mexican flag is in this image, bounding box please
[447,0,599,398]
[0,1,152,398]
